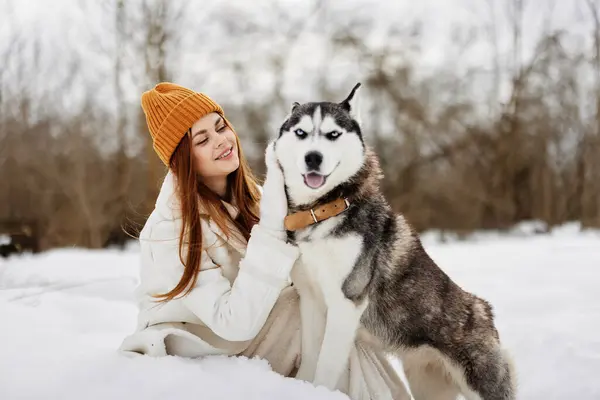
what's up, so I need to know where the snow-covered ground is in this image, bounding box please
[0,223,599,399]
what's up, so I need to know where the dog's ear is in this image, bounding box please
[291,102,301,113]
[340,82,361,123]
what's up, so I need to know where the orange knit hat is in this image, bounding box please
[141,82,230,166]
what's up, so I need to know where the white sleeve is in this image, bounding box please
[149,221,299,342]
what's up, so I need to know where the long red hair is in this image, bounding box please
[153,118,261,302]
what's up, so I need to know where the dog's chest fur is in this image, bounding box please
[291,216,362,304]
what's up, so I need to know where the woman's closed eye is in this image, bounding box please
[193,122,226,145]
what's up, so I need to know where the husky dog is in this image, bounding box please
[268,83,516,400]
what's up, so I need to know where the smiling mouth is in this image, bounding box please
[215,146,233,160]
[302,163,339,189]
[303,172,327,189]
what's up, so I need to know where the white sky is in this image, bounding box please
[0,0,594,120]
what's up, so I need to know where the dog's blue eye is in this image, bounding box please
[326,131,342,139]
[294,128,307,138]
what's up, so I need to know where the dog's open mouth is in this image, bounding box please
[303,172,326,189]
[302,162,339,189]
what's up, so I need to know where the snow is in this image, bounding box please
[0,248,345,400]
[1,223,599,399]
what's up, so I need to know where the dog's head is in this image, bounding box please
[274,83,365,206]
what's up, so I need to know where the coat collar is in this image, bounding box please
[155,171,247,255]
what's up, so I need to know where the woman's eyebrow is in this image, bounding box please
[192,117,224,138]
[192,129,207,138]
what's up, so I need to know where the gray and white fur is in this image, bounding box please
[270,83,517,400]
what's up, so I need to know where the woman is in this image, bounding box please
[119,82,410,400]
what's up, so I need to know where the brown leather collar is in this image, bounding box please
[284,197,351,231]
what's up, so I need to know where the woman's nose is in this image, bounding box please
[215,134,227,148]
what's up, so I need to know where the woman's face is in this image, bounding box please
[190,112,240,180]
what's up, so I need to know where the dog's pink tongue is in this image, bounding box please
[305,173,325,188]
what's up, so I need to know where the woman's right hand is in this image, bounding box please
[258,142,289,239]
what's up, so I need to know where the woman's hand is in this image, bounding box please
[258,142,289,239]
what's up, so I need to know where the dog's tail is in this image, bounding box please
[500,346,518,399]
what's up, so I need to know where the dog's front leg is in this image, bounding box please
[294,288,326,382]
[291,263,326,382]
[312,295,367,391]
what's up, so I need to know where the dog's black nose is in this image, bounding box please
[305,151,323,170]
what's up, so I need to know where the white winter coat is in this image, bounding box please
[119,171,300,358]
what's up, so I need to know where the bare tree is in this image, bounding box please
[107,0,133,243]
[581,0,600,227]
[2,0,599,253]
[134,0,185,211]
